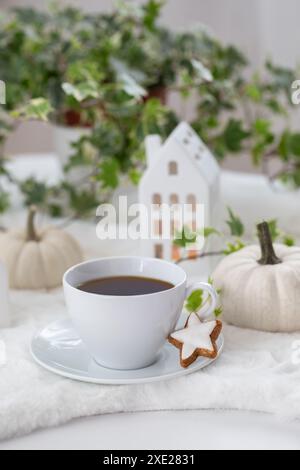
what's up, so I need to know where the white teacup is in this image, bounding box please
[63,257,218,370]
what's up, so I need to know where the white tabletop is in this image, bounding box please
[1,410,299,450]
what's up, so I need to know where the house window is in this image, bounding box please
[154,219,163,236]
[154,244,163,259]
[169,194,179,205]
[171,218,181,237]
[172,245,181,262]
[152,193,162,205]
[170,219,177,237]
[188,249,198,261]
[187,194,197,211]
[168,161,178,175]
[170,219,175,237]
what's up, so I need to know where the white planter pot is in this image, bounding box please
[52,124,92,183]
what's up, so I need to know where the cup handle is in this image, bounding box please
[185,282,218,320]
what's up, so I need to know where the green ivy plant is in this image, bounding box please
[184,283,223,320]
[194,57,300,189]
[176,207,295,262]
[0,1,300,219]
[2,96,177,219]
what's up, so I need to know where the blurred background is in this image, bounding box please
[2,0,300,173]
[0,0,300,288]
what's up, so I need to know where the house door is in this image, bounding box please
[154,244,163,259]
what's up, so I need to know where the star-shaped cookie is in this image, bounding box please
[168,313,222,368]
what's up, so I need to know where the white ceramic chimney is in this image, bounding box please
[145,135,162,168]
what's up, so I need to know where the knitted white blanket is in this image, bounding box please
[1,288,300,441]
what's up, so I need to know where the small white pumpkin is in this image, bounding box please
[0,206,83,290]
[213,222,300,332]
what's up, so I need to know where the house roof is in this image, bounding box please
[166,122,220,185]
[141,121,220,191]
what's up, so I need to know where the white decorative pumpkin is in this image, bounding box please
[0,206,83,290]
[213,222,300,332]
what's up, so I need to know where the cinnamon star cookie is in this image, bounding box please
[168,313,222,368]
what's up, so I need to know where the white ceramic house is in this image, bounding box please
[139,122,220,263]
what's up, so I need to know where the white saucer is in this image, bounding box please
[31,318,224,385]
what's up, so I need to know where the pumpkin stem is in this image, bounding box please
[257,222,282,265]
[26,205,39,242]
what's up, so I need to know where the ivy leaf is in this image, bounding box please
[223,240,245,255]
[265,219,295,246]
[208,276,222,295]
[253,119,274,144]
[47,203,63,218]
[120,73,147,99]
[223,119,249,153]
[214,306,223,318]
[191,59,213,83]
[252,142,266,165]
[282,235,295,247]
[226,208,244,237]
[19,177,48,206]
[267,219,280,241]
[252,119,275,165]
[97,159,120,190]
[266,98,285,115]
[11,98,52,121]
[266,61,296,95]
[253,118,271,136]
[278,131,291,161]
[143,0,164,30]
[64,185,99,216]
[245,83,262,102]
[290,133,300,157]
[174,227,197,248]
[202,227,221,238]
[0,191,10,214]
[62,82,99,102]
[185,289,203,313]
[129,168,141,185]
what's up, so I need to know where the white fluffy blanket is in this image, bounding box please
[1,158,300,440]
[1,288,300,441]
